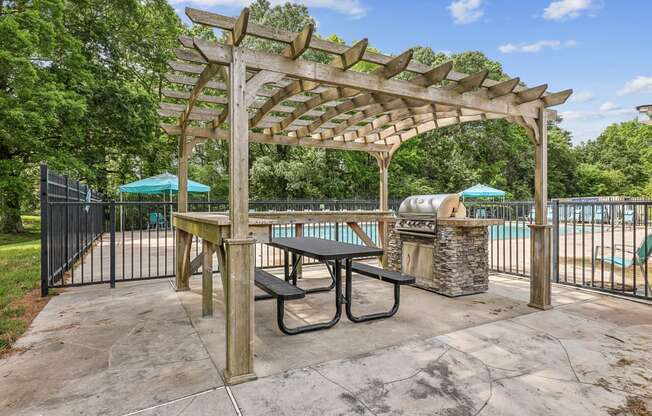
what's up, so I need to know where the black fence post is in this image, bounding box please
[109,201,116,289]
[64,175,69,270]
[40,165,49,297]
[551,200,560,283]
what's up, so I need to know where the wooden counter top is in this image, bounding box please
[173,212,277,226]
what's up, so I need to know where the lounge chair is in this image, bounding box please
[593,206,610,224]
[148,212,167,229]
[594,233,652,282]
[623,209,635,226]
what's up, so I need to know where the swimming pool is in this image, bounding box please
[272,223,380,245]
[271,222,595,243]
[489,223,594,240]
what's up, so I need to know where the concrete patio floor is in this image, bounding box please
[1,265,651,416]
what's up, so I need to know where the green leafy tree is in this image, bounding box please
[0,0,185,233]
[62,0,183,192]
[576,120,652,196]
[0,0,87,232]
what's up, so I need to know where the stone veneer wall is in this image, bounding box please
[386,222,489,297]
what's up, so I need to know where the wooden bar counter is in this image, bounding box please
[172,213,275,309]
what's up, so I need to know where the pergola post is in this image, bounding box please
[528,108,552,310]
[376,151,391,267]
[175,133,191,291]
[223,46,256,384]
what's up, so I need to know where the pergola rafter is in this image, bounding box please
[160,6,573,384]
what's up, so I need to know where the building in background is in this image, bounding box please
[637,105,652,125]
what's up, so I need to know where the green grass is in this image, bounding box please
[0,216,42,353]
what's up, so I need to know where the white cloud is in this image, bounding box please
[559,110,592,121]
[560,101,635,121]
[172,0,367,19]
[617,76,652,96]
[568,91,594,103]
[498,40,576,54]
[561,101,637,143]
[598,101,618,112]
[448,0,484,24]
[543,0,593,20]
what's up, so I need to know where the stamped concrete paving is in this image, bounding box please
[1,268,651,416]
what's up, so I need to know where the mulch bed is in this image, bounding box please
[0,287,54,359]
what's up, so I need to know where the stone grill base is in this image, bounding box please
[387,222,489,297]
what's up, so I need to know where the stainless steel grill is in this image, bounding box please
[389,193,493,296]
[397,194,466,219]
[396,194,466,235]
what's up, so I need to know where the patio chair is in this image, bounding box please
[148,212,166,230]
[610,208,636,230]
[593,206,610,224]
[474,207,487,219]
[623,209,635,227]
[594,233,652,281]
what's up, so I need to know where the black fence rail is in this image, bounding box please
[553,200,651,299]
[41,166,393,293]
[466,201,538,276]
[41,165,651,301]
[469,199,652,300]
[40,165,105,295]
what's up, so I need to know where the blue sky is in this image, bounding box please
[170,0,652,145]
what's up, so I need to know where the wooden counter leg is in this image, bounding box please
[223,237,257,385]
[202,240,214,317]
[175,228,192,291]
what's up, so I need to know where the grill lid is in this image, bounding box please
[398,194,466,219]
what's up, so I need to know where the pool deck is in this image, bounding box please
[2,264,651,415]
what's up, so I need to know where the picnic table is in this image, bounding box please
[257,237,414,335]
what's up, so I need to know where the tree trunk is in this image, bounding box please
[0,187,24,233]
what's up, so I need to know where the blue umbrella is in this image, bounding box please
[459,184,506,200]
[119,172,210,194]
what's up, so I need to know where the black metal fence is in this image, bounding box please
[469,199,652,300]
[40,165,398,294]
[41,165,651,300]
[40,165,105,295]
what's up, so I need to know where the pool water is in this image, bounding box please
[270,223,594,244]
[272,224,380,245]
[490,224,593,240]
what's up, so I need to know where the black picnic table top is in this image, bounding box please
[268,237,384,260]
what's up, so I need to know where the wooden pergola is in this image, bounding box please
[160,7,572,384]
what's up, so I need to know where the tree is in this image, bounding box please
[61,0,183,192]
[576,163,626,196]
[0,0,185,232]
[0,0,87,232]
[576,120,652,196]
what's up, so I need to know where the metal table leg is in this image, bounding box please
[344,258,400,323]
[284,250,290,282]
[288,252,335,294]
[277,259,343,335]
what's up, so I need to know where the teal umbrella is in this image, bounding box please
[119,172,210,194]
[459,184,506,199]
[118,173,211,231]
